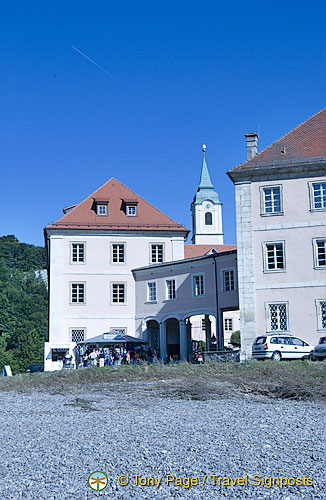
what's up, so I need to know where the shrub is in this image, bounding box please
[230,330,240,347]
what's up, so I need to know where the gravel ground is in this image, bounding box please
[1,381,324,500]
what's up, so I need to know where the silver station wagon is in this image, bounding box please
[312,337,326,361]
[252,334,313,361]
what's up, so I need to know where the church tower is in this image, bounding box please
[191,145,223,245]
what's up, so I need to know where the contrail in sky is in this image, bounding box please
[72,45,114,79]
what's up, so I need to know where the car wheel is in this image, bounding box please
[271,351,281,361]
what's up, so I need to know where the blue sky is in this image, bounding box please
[1,1,325,246]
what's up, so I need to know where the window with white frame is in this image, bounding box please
[223,270,235,291]
[313,239,326,268]
[71,243,85,263]
[70,283,85,304]
[151,244,164,263]
[166,279,176,300]
[147,282,157,302]
[261,186,282,215]
[224,318,233,332]
[264,242,285,271]
[111,283,126,304]
[97,204,108,216]
[310,182,326,210]
[111,243,125,263]
[201,318,206,331]
[267,302,288,331]
[193,274,205,296]
[70,329,85,342]
[317,300,326,330]
[126,205,137,216]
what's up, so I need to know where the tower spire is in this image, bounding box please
[199,144,214,190]
[190,144,223,244]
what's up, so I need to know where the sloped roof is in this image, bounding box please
[228,108,326,175]
[184,244,236,259]
[193,154,220,204]
[47,178,189,233]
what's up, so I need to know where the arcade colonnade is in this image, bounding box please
[145,313,217,361]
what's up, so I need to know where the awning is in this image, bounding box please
[79,332,148,346]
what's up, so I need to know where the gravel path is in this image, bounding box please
[1,382,324,500]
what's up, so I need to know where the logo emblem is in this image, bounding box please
[88,471,108,491]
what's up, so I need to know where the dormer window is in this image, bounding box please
[121,198,138,217]
[97,204,107,216]
[93,199,109,217]
[126,205,137,217]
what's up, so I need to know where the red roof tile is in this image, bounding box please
[47,178,189,233]
[229,108,326,174]
[184,244,236,259]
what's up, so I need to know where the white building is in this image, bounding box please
[44,149,239,370]
[228,108,326,360]
[44,178,188,370]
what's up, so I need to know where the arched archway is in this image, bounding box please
[147,320,160,353]
[166,318,180,359]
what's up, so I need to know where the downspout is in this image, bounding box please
[213,255,222,351]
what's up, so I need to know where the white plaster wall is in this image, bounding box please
[223,310,240,343]
[193,201,224,244]
[134,254,239,323]
[255,287,325,346]
[48,231,185,343]
[250,174,326,348]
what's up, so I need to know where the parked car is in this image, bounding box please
[252,335,313,361]
[311,337,326,361]
[26,363,44,373]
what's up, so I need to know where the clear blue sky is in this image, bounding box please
[1,1,325,246]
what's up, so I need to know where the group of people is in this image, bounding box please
[76,346,158,368]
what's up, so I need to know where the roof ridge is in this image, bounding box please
[59,177,116,217]
[235,107,326,169]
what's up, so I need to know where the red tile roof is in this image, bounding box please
[47,178,189,233]
[229,108,326,174]
[184,244,236,259]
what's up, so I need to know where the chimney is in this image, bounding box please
[245,133,258,160]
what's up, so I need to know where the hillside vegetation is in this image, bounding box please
[0,235,48,373]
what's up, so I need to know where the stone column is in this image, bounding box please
[141,320,148,343]
[179,319,187,361]
[186,319,192,361]
[159,321,167,361]
[205,315,211,352]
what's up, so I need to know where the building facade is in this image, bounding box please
[133,251,239,360]
[44,150,238,370]
[228,109,326,359]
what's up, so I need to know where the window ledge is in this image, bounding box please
[263,269,287,274]
[145,301,158,304]
[310,208,326,213]
[260,212,284,217]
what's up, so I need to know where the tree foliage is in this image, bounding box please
[0,235,48,373]
[230,330,241,347]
